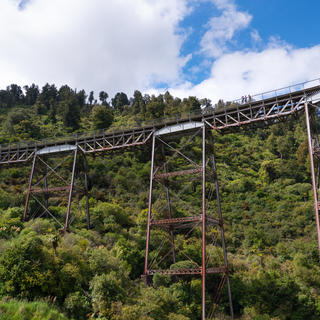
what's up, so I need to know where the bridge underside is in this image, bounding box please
[0,83,319,165]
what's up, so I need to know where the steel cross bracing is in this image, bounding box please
[142,123,233,319]
[0,83,320,165]
[1,80,320,319]
[23,146,90,231]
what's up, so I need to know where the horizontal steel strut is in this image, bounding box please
[0,83,319,165]
[147,267,227,275]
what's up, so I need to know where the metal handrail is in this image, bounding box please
[1,78,320,151]
[231,77,320,105]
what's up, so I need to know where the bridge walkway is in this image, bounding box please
[0,80,320,165]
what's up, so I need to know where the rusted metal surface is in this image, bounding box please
[144,134,156,278]
[153,167,202,180]
[201,124,206,320]
[31,185,71,193]
[144,125,233,320]
[83,153,90,230]
[150,216,202,226]
[64,148,78,231]
[150,215,220,227]
[23,153,37,221]
[209,134,234,319]
[148,266,227,275]
[23,148,90,231]
[162,148,176,265]
[305,103,320,260]
[1,83,319,165]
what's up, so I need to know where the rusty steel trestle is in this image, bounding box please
[23,146,90,231]
[305,102,320,259]
[143,121,233,319]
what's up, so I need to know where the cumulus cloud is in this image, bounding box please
[250,29,262,44]
[200,0,252,57]
[168,44,320,102]
[0,0,190,96]
[1,0,320,106]
[161,0,320,103]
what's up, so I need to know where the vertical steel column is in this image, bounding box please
[144,133,156,282]
[201,124,206,320]
[305,102,320,259]
[23,153,37,222]
[83,154,90,230]
[210,134,234,319]
[162,145,176,264]
[65,148,78,231]
[43,161,49,213]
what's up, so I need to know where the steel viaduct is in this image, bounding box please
[1,79,320,320]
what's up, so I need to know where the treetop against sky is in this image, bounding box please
[1,0,320,102]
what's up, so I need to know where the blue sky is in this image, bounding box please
[180,0,320,82]
[178,0,320,87]
[1,0,320,102]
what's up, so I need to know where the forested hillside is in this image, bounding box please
[0,83,320,320]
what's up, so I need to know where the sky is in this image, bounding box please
[1,0,320,103]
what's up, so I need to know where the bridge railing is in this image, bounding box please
[1,78,320,152]
[231,77,320,104]
[0,109,205,152]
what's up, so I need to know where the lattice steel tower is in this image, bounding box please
[143,121,233,319]
[23,145,90,231]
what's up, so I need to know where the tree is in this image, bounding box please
[132,90,145,115]
[58,85,81,130]
[91,105,114,130]
[0,89,9,108]
[90,272,125,317]
[6,84,24,107]
[24,84,40,105]
[88,91,94,105]
[0,233,58,299]
[181,96,200,113]
[145,94,165,119]
[38,83,58,111]
[99,91,109,106]
[76,89,87,108]
[112,92,129,113]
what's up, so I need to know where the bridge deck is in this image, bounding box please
[0,82,320,165]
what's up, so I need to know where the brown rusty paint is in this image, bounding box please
[305,102,320,260]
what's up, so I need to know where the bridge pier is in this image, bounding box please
[143,121,233,319]
[305,102,320,260]
[23,145,90,231]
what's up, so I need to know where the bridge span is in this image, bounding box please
[1,79,320,320]
[0,79,320,165]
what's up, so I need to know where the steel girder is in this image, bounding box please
[0,84,320,166]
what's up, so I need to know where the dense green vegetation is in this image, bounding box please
[0,299,68,320]
[0,83,320,319]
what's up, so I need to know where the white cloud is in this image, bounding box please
[250,29,262,44]
[0,0,190,96]
[167,44,320,103]
[1,0,320,107]
[200,0,252,57]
